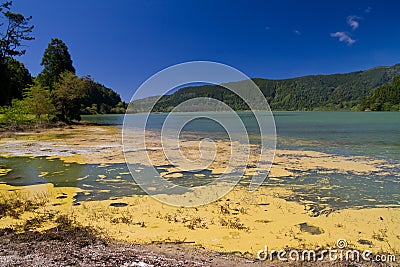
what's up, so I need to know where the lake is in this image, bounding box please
[83,112,400,161]
[1,112,399,209]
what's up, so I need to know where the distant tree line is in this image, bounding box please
[0,1,125,127]
[139,64,400,113]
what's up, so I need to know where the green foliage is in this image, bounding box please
[0,99,31,126]
[148,84,250,112]
[0,10,123,124]
[358,76,400,111]
[0,70,123,126]
[0,57,32,105]
[38,38,75,89]
[133,64,400,112]
[110,101,126,114]
[52,71,86,122]
[80,76,123,114]
[82,103,98,115]
[35,39,124,120]
[22,81,56,122]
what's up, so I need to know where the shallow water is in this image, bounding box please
[83,112,400,161]
[1,157,399,209]
[1,112,399,209]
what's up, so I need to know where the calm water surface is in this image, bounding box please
[82,112,400,161]
[1,112,399,209]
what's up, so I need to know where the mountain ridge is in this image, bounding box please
[129,63,400,112]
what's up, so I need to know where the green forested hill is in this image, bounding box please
[134,63,400,112]
[359,76,400,111]
[257,63,400,110]
[80,77,125,115]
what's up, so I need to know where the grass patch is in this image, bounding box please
[0,191,100,248]
[0,192,48,219]
[219,217,250,231]
[1,214,100,248]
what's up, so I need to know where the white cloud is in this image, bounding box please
[293,30,301,36]
[365,6,372,13]
[330,32,356,45]
[347,15,361,30]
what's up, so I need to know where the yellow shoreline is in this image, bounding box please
[0,125,399,257]
[1,183,399,256]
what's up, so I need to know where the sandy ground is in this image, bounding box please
[0,125,400,265]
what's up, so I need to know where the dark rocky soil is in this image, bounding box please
[0,226,268,267]
[0,213,396,267]
[1,226,397,267]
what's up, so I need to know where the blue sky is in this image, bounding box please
[12,0,400,101]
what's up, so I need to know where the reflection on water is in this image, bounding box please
[263,168,400,210]
[1,155,399,210]
[0,157,224,201]
[0,157,144,200]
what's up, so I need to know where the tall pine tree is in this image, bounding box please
[38,38,75,89]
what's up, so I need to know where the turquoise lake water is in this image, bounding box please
[83,112,400,161]
[1,112,399,210]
